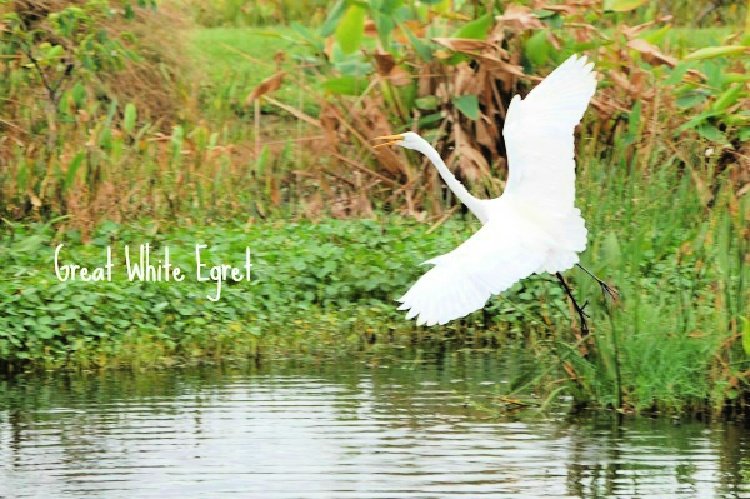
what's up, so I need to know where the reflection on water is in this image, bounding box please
[1,351,750,498]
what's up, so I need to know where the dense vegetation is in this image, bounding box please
[0,0,748,416]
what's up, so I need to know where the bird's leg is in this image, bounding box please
[555,272,589,339]
[576,264,619,302]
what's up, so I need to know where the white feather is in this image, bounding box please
[392,54,597,325]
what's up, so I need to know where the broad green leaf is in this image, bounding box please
[603,0,647,11]
[376,0,405,14]
[335,5,366,55]
[684,46,749,61]
[322,76,367,95]
[664,62,691,85]
[123,103,136,134]
[525,30,551,67]
[603,232,621,265]
[695,124,725,142]
[402,25,432,61]
[452,94,479,120]
[373,11,395,45]
[417,112,444,127]
[739,127,750,142]
[451,13,493,40]
[675,92,707,109]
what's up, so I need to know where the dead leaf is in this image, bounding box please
[364,19,377,37]
[245,71,285,105]
[627,38,677,67]
[476,54,525,77]
[495,4,543,31]
[273,51,285,68]
[475,115,497,155]
[374,51,396,76]
[388,67,412,86]
[455,63,480,96]
[608,70,653,100]
[433,38,494,54]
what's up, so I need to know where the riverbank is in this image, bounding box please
[2,196,746,416]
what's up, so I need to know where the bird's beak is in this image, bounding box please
[372,133,404,149]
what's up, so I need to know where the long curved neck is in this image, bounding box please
[419,141,486,222]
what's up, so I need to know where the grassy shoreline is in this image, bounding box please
[2,186,747,415]
[1,3,747,418]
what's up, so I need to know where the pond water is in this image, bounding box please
[1,351,749,498]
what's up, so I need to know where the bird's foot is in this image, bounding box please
[577,264,620,303]
[598,280,620,303]
[580,300,591,318]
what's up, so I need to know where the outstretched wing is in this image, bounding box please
[502,54,596,212]
[398,215,550,326]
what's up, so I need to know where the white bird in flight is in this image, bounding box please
[375,54,603,326]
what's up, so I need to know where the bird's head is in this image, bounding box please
[372,131,425,151]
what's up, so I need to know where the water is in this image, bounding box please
[1,352,750,498]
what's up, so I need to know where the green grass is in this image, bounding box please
[188,26,321,114]
[2,152,747,415]
[3,4,749,417]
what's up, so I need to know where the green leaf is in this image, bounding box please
[675,92,707,109]
[71,82,86,107]
[739,127,750,142]
[322,76,368,95]
[723,73,750,84]
[664,62,691,85]
[603,0,647,11]
[524,30,551,67]
[64,152,85,191]
[711,84,743,113]
[451,13,493,40]
[290,22,324,52]
[452,94,479,120]
[741,316,750,356]
[335,5,366,55]
[684,46,749,61]
[319,0,347,37]
[695,124,725,142]
[640,25,670,45]
[415,96,438,110]
[723,113,750,126]
[629,100,641,136]
[677,110,716,132]
[417,112,444,127]
[603,232,621,265]
[123,103,136,134]
[402,25,432,61]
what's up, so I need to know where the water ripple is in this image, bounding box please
[1,359,750,498]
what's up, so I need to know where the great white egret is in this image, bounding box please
[375,54,613,327]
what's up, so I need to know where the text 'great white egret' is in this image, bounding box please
[375,54,612,327]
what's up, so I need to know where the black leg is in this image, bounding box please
[576,264,619,302]
[556,272,589,338]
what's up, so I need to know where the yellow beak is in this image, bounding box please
[372,133,404,148]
